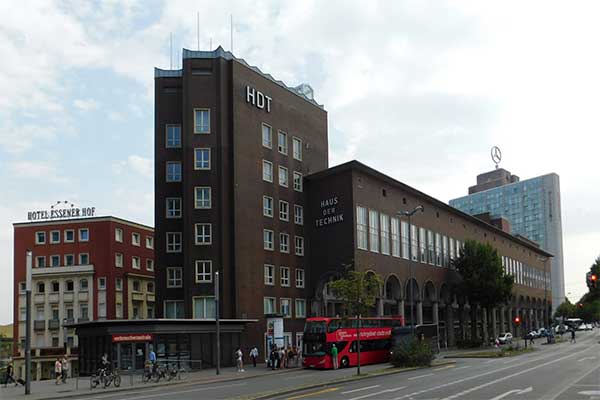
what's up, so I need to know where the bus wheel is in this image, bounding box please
[340,356,349,368]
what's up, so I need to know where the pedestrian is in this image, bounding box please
[570,329,576,344]
[54,357,62,385]
[270,346,277,370]
[331,343,338,370]
[61,355,69,383]
[235,347,244,372]
[3,362,16,387]
[250,346,258,367]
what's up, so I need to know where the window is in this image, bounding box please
[293,172,303,192]
[193,297,216,319]
[194,108,210,133]
[278,166,288,187]
[37,282,45,293]
[166,198,182,218]
[280,267,290,286]
[194,148,211,170]
[164,300,185,319]
[146,259,154,271]
[380,214,390,255]
[419,228,427,263]
[148,282,155,293]
[167,267,183,288]
[64,254,74,266]
[279,200,289,221]
[19,282,26,294]
[50,255,60,267]
[116,303,123,318]
[81,303,90,320]
[146,236,154,249]
[98,277,106,290]
[278,130,288,154]
[115,228,123,242]
[369,210,379,253]
[295,299,306,318]
[262,124,272,148]
[294,205,304,225]
[65,280,74,292]
[195,223,212,245]
[263,196,273,217]
[357,206,368,250]
[50,230,60,244]
[36,256,46,268]
[115,253,123,268]
[296,269,305,288]
[264,297,276,314]
[280,298,291,318]
[52,337,59,347]
[166,161,182,182]
[195,260,212,283]
[411,225,418,261]
[264,264,274,285]
[64,229,74,243]
[132,280,141,292]
[293,137,302,161]
[401,221,409,259]
[51,281,59,292]
[79,228,89,242]
[20,307,26,320]
[35,231,46,244]
[391,217,400,257]
[79,253,89,265]
[427,230,435,265]
[442,235,449,267]
[132,232,141,246]
[263,229,274,250]
[80,279,88,291]
[166,232,182,253]
[295,236,304,256]
[115,278,123,291]
[166,124,181,148]
[435,233,442,266]
[195,187,211,209]
[262,160,273,182]
[280,233,290,253]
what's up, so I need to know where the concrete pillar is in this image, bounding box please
[377,298,384,317]
[446,305,455,347]
[432,302,439,325]
[482,308,489,344]
[491,308,498,340]
[399,300,405,323]
[36,361,41,381]
[417,301,423,325]
[458,305,466,340]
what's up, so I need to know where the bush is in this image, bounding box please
[390,340,434,368]
[456,338,484,349]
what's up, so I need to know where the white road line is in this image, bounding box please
[348,386,406,400]
[502,358,518,364]
[577,356,596,362]
[408,373,434,380]
[483,359,497,364]
[454,366,471,370]
[342,385,380,394]
[284,373,316,380]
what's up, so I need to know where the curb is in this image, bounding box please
[19,367,300,400]
[241,360,456,400]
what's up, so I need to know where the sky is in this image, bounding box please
[1,0,599,325]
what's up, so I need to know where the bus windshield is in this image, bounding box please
[304,320,327,334]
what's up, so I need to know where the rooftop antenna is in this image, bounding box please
[170,32,173,69]
[197,12,200,51]
[230,14,233,53]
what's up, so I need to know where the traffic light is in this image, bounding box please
[514,316,521,325]
[592,274,598,289]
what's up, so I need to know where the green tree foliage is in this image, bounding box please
[328,270,383,317]
[553,298,575,319]
[585,256,600,298]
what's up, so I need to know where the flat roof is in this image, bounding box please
[13,216,154,232]
[306,160,553,258]
[66,318,258,329]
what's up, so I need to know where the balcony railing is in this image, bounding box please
[48,319,60,330]
[33,320,46,331]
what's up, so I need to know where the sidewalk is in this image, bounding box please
[0,364,301,400]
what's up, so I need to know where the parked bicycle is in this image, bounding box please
[91,367,121,389]
[166,363,186,381]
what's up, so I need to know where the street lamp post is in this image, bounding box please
[25,250,32,395]
[63,318,68,354]
[537,256,549,329]
[398,205,424,337]
[215,271,220,375]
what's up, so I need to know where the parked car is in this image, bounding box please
[498,332,513,344]
[537,328,549,337]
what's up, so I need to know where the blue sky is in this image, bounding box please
[2,0,600,324]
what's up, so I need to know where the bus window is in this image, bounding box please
[349,339,391,352]
[304,320,326,334]
[327,319,341,333]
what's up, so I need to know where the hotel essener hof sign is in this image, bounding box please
[27,201,96,221]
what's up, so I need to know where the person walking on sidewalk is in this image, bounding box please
[250,346,258,367]
[3,362,16,387]
[331,343,339,370]
[61,355,69,383]
[570,329,576,343]
[235,348,245,372]
[54,357,62,385]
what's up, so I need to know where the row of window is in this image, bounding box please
[163,297,215,319]
[35,229,89,245]
[264,265,304,288]
[35,253,90,268]
[165,186,211,218]
[165,109,211,149]
[263,230,304,255]
[115,254,154,271]
[262,161,303,191]
[115,228,154,249]
[25,303,89,322]
[29,279,90,294]
[165,148,211,182]
[262,197,303,224]
[263,297,306,318]
[502,256,549,289]
[262,124,303,161]
[165,261,212,287]
[356,206,463,268]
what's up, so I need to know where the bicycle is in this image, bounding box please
[90,367,107,389]
[166,364,186,381]
[102,368,121,388]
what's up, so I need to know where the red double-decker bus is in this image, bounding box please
[302,316,404,369]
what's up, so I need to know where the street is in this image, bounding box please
[25,329,597,400]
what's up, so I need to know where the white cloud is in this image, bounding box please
[73,98,100,111]
[9,160,69,184]
[113,155,153,179]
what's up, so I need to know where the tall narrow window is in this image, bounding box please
[262,124,272,148]
[427,230,434,265]
[194,109,210,133]
[194,148,211,170]
[278,130,288,154]
[294,205,304,225]
[293,172,303,192]
[166,198,182,218]
[410,225,418,261]
[295,269,305,288]
[262,160,273,182]
[166,124,181,148]
[263,196,273,217]
[292,137,302,160]
[356,206,368,250]
[449,237,455,263]
[195,260,212,283]
[263,229,274,250]
[279,200,289,221]
[435,233,442,266]
[419,228,427,263]
[380,214,390,255]
[442,235,449,267]
[194,187,211,209]
[280,267,290,287]
[167,267,183,288]
[166,232,182,253]
[166,162,182,182]
[391,217,400,257]
[401,221,409,259]
[295,236,304,256]
[280,233,290,253]
[264,264,274,285]
[369,210,379,253]
[278,166,288,187]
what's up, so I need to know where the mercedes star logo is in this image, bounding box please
[491,146,502,167]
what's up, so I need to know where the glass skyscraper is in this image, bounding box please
[450,172,565,312]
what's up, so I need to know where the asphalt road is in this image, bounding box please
[57,330,599,400]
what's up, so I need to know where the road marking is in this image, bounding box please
[488,386,532,400]
[408,373,434,380]
[578,390,600,396]
[342,385,380,394]
[284,373,316,380]
[87,383,247,400]
[546,363,600,400]
[577,356,597,362]
[502,358,518,364]
[483,359,497,364]
[433,365,455,371]
[455,366,471,370]
[348,386,406,400]
[287,387,339,400]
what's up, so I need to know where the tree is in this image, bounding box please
[328,269,383,375]
[452,240,514,342]
[553,298,575,320]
